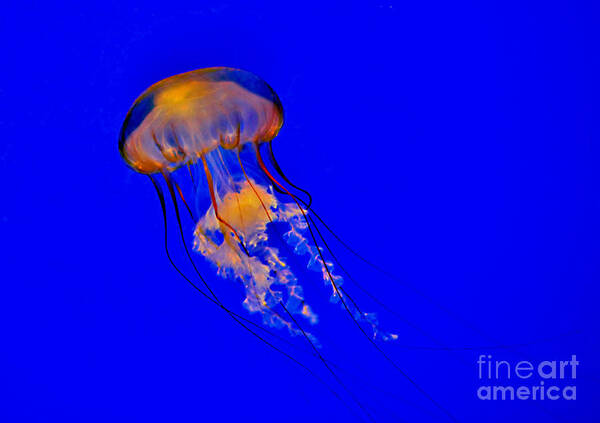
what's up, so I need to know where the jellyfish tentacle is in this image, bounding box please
[306,203,555,352]
[172,178,196,222]
[262,155,490,350]
[262,151,437,304]
[306,201,485,344]
[305,214,404,342]
[155,174,281,336]
[268,141,313,208]
[207,289,439,421]
[265,143,405,339]
[273,175,444,345]
[279,301,376,423]
[215,147,247,234]
[255,144,459,423]
[187,163,195,187]
[200,153,251,257]
[237,150,272,223]
[163,171,223,304]
[237,311,441,422]
[148,176,365,421]
[309,214,448,345]
[291,188,560,352]
[169,123,187,159]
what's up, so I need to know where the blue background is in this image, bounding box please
[1,1,598,422]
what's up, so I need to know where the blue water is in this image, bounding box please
[1,1,597,422]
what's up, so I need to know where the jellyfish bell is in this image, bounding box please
[119,67,283,174]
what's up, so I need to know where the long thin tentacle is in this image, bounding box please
[279,301,377,423]
[257,148,579,423]
[269,140,313,207]
[264,154,576,352]
[163,171,225,304]
[265,147,476,335]
[307,214,449,348]
[172,177,196,222]
[254,143,458,423]
[147,174,363,421]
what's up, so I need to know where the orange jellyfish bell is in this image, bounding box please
[119,67,284,174]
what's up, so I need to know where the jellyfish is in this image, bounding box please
[119,67,388,339]
[119,67,456,422]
